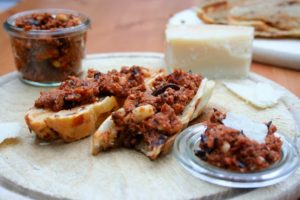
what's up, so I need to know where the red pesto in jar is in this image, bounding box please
[15,13,81,31]
[195,110,282,172]
[6,10,89,83]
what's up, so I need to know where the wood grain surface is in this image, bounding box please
[0,53,299,200]
[0,0,299,97]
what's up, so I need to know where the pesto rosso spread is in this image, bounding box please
[11,12,87,83]
[112,69,201,149]
[195,110,282,172]
[35,66,151,111]
[15,13,81,30]
[35,67,202,155]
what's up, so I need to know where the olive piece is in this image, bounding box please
[152,83,180,96]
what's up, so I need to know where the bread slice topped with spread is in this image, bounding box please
[92,70,215,160]
[25,96,118,142]
[25,66,165,142]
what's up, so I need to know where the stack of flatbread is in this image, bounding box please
[196,0,300,38]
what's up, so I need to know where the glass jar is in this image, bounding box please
[3,9,90,87]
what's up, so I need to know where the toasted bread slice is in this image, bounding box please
[92,78,215,159]
[91,105,155,154]
[25,67,166,143]
[25,109,58,141]
[91,71,166,154]
[136,79,215,160]
[25,96,118,142]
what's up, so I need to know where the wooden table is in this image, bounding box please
[0,0,299,97]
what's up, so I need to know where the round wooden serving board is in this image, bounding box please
[0,53,299,200]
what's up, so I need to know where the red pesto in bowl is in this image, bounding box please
[4,9,90,86]
[195,110,282,173]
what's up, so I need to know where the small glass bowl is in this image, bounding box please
[173,124,300,188]
[3,9,91,87]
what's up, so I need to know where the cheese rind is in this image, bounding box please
[165,25,254,78]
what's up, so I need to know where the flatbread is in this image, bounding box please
[0,53,299,199]
[196,0,249,24]
[197,0,300,38]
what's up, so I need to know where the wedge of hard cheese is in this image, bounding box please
[165,25,254,79]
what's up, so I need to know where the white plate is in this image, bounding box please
[168,8,300,70]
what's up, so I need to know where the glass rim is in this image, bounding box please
[3,8,91,37]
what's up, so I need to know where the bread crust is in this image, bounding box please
[25,96,119,142]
